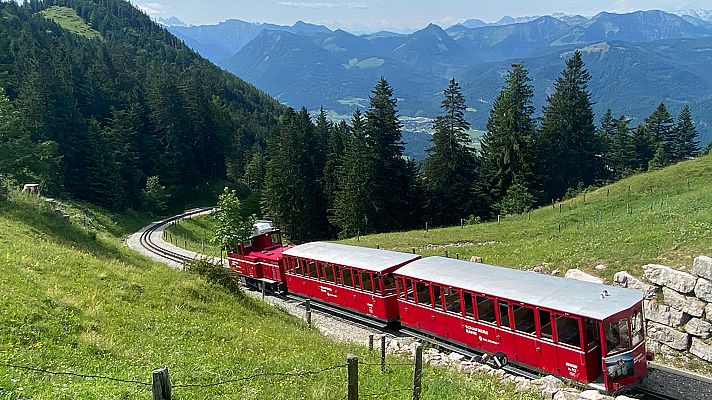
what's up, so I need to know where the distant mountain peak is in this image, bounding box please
[155,16,189,27]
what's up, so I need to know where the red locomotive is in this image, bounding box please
[227,221,647,392]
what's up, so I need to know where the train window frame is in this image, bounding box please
[382,273,396,296]
[555,314,583,349]
[513,305,536,335]
[631,309,644,346]
[585,319,600,350]
[538,309,553,340]
[462,291,476,319]
[322,264,336,283]
[432,285,443,309]
[405,279,414,302]
[307,260,319,279]
[333,265,342,285]
[476,295,496,324]
[498,300,512,329]
[443,287,462,315]
[341,267,354,287]
[415,281,431,306]
[396,277,404,298]
[361,271,374,293]
[604,317,632,356]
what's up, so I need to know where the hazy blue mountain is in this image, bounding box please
[579,11,712,42]
[461,18,488,29]
[155,16,188,27]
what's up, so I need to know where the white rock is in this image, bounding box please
[514,379,533,393]
[693,256,712,280]
[690,337,712,362]
[578,390,613,400]
[662,287,706,317]
[694,278,712,302]
[595,264,608,271]
[553,389,581,400]
[532,375,564,398]
[706,303,712,321]
[643,264,697,293]
[614,396,638,400]
[644,300,688,326]
[470,256,483,263]
[447,351,465,364]
[565,269,604,284]
[615,271,660,299]
[646,322,690,351]
[685,318,712,339]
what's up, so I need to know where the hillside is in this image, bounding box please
[0,192,541,399]
[338,154,712,281]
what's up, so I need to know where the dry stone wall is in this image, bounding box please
[612,256,712,363]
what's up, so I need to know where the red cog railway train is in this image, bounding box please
[228,221,648,392]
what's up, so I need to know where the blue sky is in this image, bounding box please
[134,0,712,32]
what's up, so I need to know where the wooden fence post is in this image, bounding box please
[152,367,171,400]
[305,299,312,328]
[380,336,386,372]
[347,354,358,400]
[412,343,422,400]
[444,250,449,258]
[368,334,374,351]
[261,282,266,301]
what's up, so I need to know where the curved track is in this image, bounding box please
[134,210,711,400]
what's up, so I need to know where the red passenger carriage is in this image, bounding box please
[394,257,647,391]
[283,242,420,323]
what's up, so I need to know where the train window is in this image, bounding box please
[341,268,354,287]
[405,279,414,302]
[513,306,536,335]
[463,292,475,318]
[605,318,631,355]
[323,264,335,282]
[498,301,511,328]
[476,296,496,323]
[396,278,404,298]
[308,261,318,278]
[586,319,600,349]
[556,315,581,348]
[361,272,374,292]
[382,274,396,295]
[432,285,443,309]
[539,310,553,339]
[333,266,341,284]
[443,288,461,314]
[415,282,431,306]
[631,310,644,346]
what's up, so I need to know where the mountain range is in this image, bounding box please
[168,10,712,150]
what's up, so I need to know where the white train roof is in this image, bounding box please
[395,257,643,320]
[283,242,420,273]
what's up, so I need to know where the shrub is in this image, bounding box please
[185,258,242,295]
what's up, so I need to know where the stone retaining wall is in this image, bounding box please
[612,256,712,364]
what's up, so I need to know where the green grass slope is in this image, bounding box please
[40,6,103,40]
[0,192,536,399]
[340,154,712,281]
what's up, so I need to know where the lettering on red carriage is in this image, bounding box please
[367,303,374,314]
[566,362,579,377]
[464,325,499,345]
[319,286,338,298]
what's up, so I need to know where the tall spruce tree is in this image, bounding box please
[323,120,347,214]
[674,105,699,160]
[643,103,675,163]
[331,110,376,237]
[480,63,536,212]
[364,78,420,231]
[422,78,477,225]
[536,51,598,201]
[607,116,635,179]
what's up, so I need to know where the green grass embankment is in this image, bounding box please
[40,6,103,40]
[339,154,712,281]
[0,192,537,399]
[164,214,222,258]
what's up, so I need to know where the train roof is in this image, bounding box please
[283,242,420,273]
[396,257,643,320]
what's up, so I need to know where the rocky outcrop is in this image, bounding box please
[614,271,659,299]
[643,264,697,293]
[693,256,712,280]
[689,337,712,362]
[684,318,712,339]
[694,278,712,302]
[565,269,604,284]
[578,390,614,400]
[647,322,690,351]
[644,300,688,326]
[662,287,706,317]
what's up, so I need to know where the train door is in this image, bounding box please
[583,319,603,382]
[512,304,540,366]
[553,314,585,381]
[414,280,433,331]
[495,299,515,358]
[536,308,558,374]
[428,284,447,338]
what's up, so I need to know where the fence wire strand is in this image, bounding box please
[0,362,151,386]
[172,363,346,388]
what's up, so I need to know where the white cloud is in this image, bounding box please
[278,1,338,9]
[137,2,169,16]
[347,3,369,9]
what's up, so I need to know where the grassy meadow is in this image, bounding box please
[165,214,222,258]
[0,191,538,399]
[40,6,103,40]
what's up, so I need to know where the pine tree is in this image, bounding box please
[643,103,675,163]
[422,78,477,225]
[323,120,347,213]
[536,51,598,201]
[480,64,536,210]
[364,78,420,231]
[597,109,615,180]
[608,116,635,179]
[631,124,657,171]
[331,110,376,238]
[243,143,266,190]
[674,105,699,160]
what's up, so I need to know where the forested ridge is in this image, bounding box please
[0,0,283,210]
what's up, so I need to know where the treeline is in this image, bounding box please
[0,0,281,210]
[259,51,702,241]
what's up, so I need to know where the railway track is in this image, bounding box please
[135,210,711,400]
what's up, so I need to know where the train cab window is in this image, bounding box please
[586,319,600,349]
[476,296,496,323]
[631,310,644,346]
[443,288,461,314]
[322,264,335,282]
[415,282,431,306]
[405,279,414,302]
[361,272,374,292]
[463,292,475,318]
[539,309,553,339]
[382,274,396,295]
[605,318,631,355]
[341,268,354,287]
[513,305,536,335]
[556,315,581,348]
[432,286,443,309]
[308,261,318,278]
[498,301,511,329]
